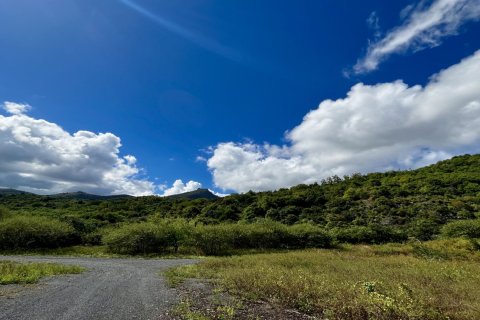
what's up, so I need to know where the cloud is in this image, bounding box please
[353,0,480,74]
[162,179,202,196]
[208,189,229,197]
[208,50,480,193]
[195,156,207,162]
[2,102,31,115]
[0,104,156,195]
[207,142,315,192]
[366,11,381,39]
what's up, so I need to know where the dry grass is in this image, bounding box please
[0,261,85,285]
[168,239,480,320]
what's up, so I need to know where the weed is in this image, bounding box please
[167,244,480,319]
[173,298,211,320]
[0,261,85,285]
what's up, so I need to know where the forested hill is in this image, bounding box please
[191,154,480,234]
[0,154,479,241]
[166,188,218,200]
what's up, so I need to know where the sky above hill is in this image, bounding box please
[1,0,480,196]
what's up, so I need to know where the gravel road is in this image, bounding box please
[0,255,196,320]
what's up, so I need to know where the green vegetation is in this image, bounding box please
[0,215,78,250]
[104,220,190,255]
[173,299,211,320]
[440,219,480,238]
[0,246,117,258]
[0,261,85,284]
[1,155,479,318]
[0,154,479,254]
[103,220,332,255]
[172,296,241,320]
[167,240,480,320]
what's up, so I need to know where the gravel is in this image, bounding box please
[0,255,196,320]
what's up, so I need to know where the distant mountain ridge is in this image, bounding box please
[166,188,218,200]
[0,188,33,196]
[0,188,218,200]
[49,191,133,200]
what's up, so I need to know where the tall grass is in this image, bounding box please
[168,242,480,320]
[0,261,85,284]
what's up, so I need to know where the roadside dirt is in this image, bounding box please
[0,255,195,320]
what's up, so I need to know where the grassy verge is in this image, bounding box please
[0,245,201,259]
[0,261,85,285]
[167,239,480,320]
[172,298,212,320]
[0,246,115,258]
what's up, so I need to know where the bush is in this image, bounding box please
[61,215,106,234]
[190,224,235,255]
[190,220,333,255]
[0,206,9,220]
[231,220,290,249]
[0,216,78,250]
[155,218,192,253]
[102,220,333,256]
[332,225,408,244]
[287,224,333,248]
[441,219,480,238]
[81,232,103,246]
[103,223,167,254]
[408,219,440,241]
[103,219,192,254]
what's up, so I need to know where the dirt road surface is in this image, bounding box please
[0,255,196,320]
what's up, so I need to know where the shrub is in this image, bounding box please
[332,226,374,244]
[104,219,193,254]
[60,215,106,235]
[0,216,78,250]
[287,224,333,248]
[231,220,290,249]
[103,223,167,254]
[407,219,440,241]
[332,225,407,244]
[102,220,333,256]
[154,218,192,253]
[0,206,9,220]
[441,219,480,239]
[190,220,333,255]
[81,232,103,246]
[190,224,235,256]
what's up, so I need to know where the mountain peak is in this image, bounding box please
[166,188,218,200]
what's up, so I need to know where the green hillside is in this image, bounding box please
[0,188,33,196]
[0,154,479,248]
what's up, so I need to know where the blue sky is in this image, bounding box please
[1,0,480,195]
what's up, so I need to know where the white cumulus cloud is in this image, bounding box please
[208,50,480,193]
[0,104,156,195]
[162,179,202,196]
[353,0,480,74]
[208,189,229,197]
[2,101,31,115]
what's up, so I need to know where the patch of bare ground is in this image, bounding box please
[172,278,315,320]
